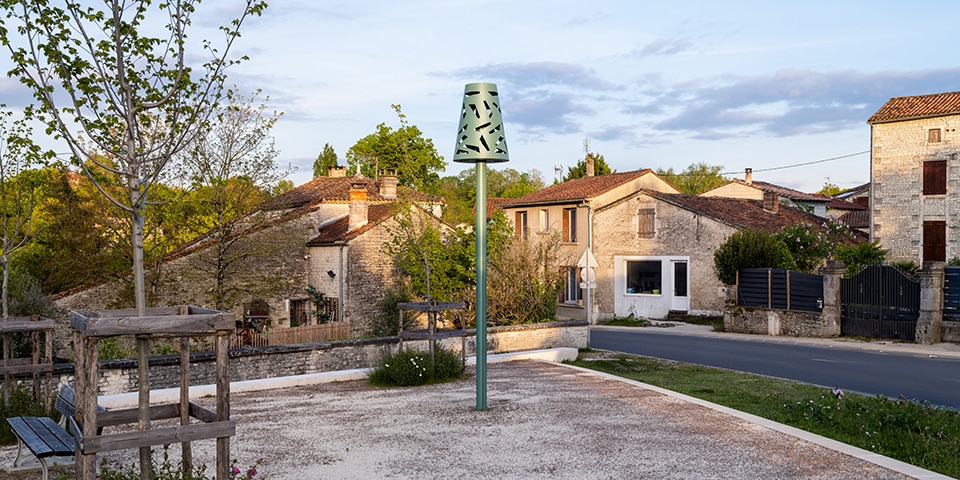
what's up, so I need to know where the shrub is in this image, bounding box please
[369,344,465,387]
[713,229,794,285]
[834,241,886,277]
[93,445,263,480]
[774,221,849,273]
[0,387,52,445]
[890,260,920,279]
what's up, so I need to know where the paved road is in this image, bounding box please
[592,325,960,410]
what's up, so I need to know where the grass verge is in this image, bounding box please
[569,352,960,478]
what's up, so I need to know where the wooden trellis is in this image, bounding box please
[70,306,235,479]
[0,316,55,410]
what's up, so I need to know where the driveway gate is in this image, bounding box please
[840,264,920,341]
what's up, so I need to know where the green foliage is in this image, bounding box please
[949,257,960,267]
[487,230,564,325]
[94,444,263,480]
[372,282,419,337]
[99,338,135,361]
[818,181,844,196]
[890,260,920,279]
[834,241,887,277]
[0,386,51,445]
[306,285,332,324]
[655,162,728,194]
[435,167,545,225]
[563,153,614,181]
[313,143,339,178]
[713,229,794,285]
[773,220,850,273]
[347,105,445,191]
[368,345,465,387]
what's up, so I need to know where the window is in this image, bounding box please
[626,260,662,294]
[638,208,655,237]
[515,211,528,238]
[562,208,577,243]
[923,160,947,195]
[559,267,581,304]
[539,209,550,232]
[923,221,946,262]
[928,128,942,143]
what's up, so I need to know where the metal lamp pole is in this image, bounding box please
[453,82,509,411]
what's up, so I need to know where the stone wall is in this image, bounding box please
[39,321,587,396]
[725,307,830,337]
[871,116,960,263]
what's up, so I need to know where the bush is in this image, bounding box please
[713,229,794,284]
[93,445,263,480]
[369,344,465,387]
[834,241,886,277]
[0,386,52,445]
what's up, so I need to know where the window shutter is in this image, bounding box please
[923,221,946,262]
[923,160,946,195]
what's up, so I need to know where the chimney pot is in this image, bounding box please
[586,153,595,177]
[379,171,399,199]
[745,168,753,184]
[329,166,347,177]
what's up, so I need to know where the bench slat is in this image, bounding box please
[6,417,74,458]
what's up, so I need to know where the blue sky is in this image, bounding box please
[4,1,960,192]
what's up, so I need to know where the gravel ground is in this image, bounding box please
[0,360,920,479]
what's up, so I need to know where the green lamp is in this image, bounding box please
[454,82,509,411]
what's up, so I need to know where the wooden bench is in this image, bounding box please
[6,385,104,480]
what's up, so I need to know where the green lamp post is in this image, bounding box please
[454,82,509,411]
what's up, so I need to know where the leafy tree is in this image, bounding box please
[656,162,728,194]
[437,167,545,225]
[713,229,795,285]
[313,143,339,178]
[0,0,266,317]
[835,242,887,277]
[178,89,285,310]
[487,225,565,325]
[0,110,51,319]
[774,220,851,273]
[0,2,266,475]
[348,104,445,191]
[818,181,844,196]
[563,153,613,181]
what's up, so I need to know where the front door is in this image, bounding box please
[670,260,689,312]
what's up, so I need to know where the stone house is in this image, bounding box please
[500,168,852,321]
[868,91,960,263]
[56,169,445,338]
[701,168,833,217]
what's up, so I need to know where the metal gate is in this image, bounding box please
[840,265,920,340]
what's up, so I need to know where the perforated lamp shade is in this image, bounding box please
[454,82,509,163]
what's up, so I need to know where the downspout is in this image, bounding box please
[869,125,875,244]
[338,243,345,323]
[577,201,593,347]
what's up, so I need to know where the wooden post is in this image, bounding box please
[44,328,53,412]
[136,335,152,480]
[75,332,99,479]
[180,336,193,474]
[31,330,40,403]
[2,333,9,404]
[216,332,230,480]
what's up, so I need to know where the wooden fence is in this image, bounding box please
[232,322,350,348]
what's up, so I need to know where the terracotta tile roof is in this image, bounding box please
[306,203,397,245]
[838,210,870,230]
[261,175,443,210]
[640,190,866,240]
[868,91,960,124]
[500,170,664,207]
[826,198,866,211]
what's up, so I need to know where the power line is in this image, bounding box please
[718,150,869,176]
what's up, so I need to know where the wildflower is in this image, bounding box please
[831,387,844,400]
[233,465,242,475]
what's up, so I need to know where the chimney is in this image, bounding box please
[329,166,347,177]
[744,168,753,184]
[348,180,368,231]
[762,190,779,213]
[586,153,595,177]
[379,170,398,199]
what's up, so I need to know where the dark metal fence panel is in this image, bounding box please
[840,264,919,341]
[737,268,823,312]
[945,266,960,321]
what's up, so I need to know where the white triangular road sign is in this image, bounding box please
[577,249,599,268]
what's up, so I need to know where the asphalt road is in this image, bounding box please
[591,326,960,410]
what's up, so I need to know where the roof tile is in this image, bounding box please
[868,91,960,124]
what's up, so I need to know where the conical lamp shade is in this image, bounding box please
[453,82,509,163]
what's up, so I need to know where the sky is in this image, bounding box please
[3,1,960,193]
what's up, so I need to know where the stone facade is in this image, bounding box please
[870,103,960,263]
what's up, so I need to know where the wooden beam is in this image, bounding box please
[80,421,236,454]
